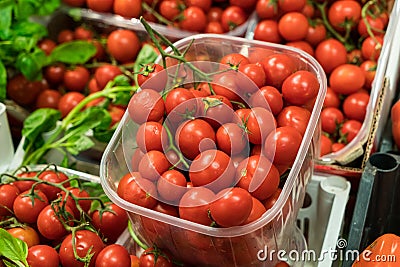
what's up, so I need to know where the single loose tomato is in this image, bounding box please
[277,106,311,136]
[180,6,207,32]
[7,74,44,105]
[57,29,74,43]
[159,0,181,21]
[189,149,235,192]
[27,245,60,267]
[59,230,105,267]
[332,142,345,152]
[323,87,341,108]
[253,20,282,44]
[210,187,253,227]
[340,120,362,143]
[282,70,319,106]
[205,21,224,34]
[315,39,347,74]
[94,64,123,89]
[136,121,168,153]
[360,60,377,89]
[13,190,49,224]
[164,87,196,118]
[236,155,280,200]
[128,89,165,124]
[221,6,247,32]
[113,0,141,18]
[320,107,344,135]
[8,226,40,248]
[117,172,158,209]
[305,23,327,47]
[328,0,361,31]
[207,6,223,22]
[261,54,297,89]
[95,244,131,267]
[256,0,279,19]
[107,29,140,63]
[92,203,128,243]
[0,184,20,216]
[74,26,93,40]
[175,119,216,160]
[278,12,309,41]
[361,35,383,61]
[36,89,62,109]
[264,126,303,166]
[44,64,66,85]
[320,134,333,156]
[138,150,171,182]
[246,107,276,144]
[329,64,365,95]
[249,86,283,116]
[63,66,90,92]
[38,39,56,55]
[238,63,266,88]
[343,92,370,122]
[216,123,248,156]
[179,187,216,226]
[156,169,187,204]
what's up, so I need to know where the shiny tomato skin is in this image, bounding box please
[323,87,341,108]
[113,0,141,18]
[139,247,173,267]
[205,21,224,34]
[94,64,123,89]
[320,134,333,156]
[305,23,327,47]
[278,12,309,41]
[236,155,280,200]
[138,150,171,182]
[95,244,131,267]
[340,120,362,143]
[175,119,216,160]
[282,70,319,106]
[27,245,60,267]
[186,0,212,12]
[220,53,250,68]
[164,87,196,116]
[117,172,158,209]
[63,66,90,92]
[136,121,168,153]
[278,0,306,12]
[254,20,282,44]
[249,86,283,116]
[264,126,303,166]
[44,64,66,85]
[59,230,105,267]
[256,0,279,19]
[38,39,56,55]
[180,6,207,32]
[0,184,20,216]
[60,187,92,218]
[137,63,165,91]
[238,63,266,88]
[178,187,216,226]
[36,170,70,201]
[7,74,44,106]
[7,226,40,248]
[87,0,114,12]
[277,106,311,136]
[328,0,361,31]
[159,0,180,21]
[315,39,347,74]
[92,203,128,243]
[210,187,253,227]
[361,35,383,61]
[263,188,281,210]
[360,60,377,90]
[261,54,297,89]
[221,6,247,32]
[57,29,74,43]
[107,29,141,63]
[36,89,62,109]
[329,64,365,95]
[320,107,344,135]
[189,149,236,193]
[13,190,49,224]
[343,92,370,122]
[156,169,187,204]
[37,204,74,240]
[332,142,345,152]
[358,15,385,37]
[216,123,248,156]
[246,107,276,145]
[128,89,165,124]
[286,41,314,56]
[242,197,267,224]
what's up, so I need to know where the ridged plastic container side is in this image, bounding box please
[100,35,327,266]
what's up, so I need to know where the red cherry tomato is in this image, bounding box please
[27,245,60,267]
[282,70,319,106]
[95,244,131,267]
[315,39,347,74]
[321,107,345,135]
[13,190,49,224]
[7,226,40,248]
[343,92,370,122]
[63,66,90,92]
[113,0,141,18]
[180,6,207,32]
[107,29,140,63]
[92,203,128,243]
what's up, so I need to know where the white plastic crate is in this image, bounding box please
[298,173,351,267]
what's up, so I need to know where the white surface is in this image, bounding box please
[0,103,15,173]
[297,173,351,267]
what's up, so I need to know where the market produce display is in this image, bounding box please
[62,0,255,34]
[249,0,390,159]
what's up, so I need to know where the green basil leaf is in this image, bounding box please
[66,135,94,155]
[133,44,158,84]
[93,126,116,143]
[0,228,29,266]
[37,0,61,16]
[16,50,47,81]
[0,60,6,101]
[49,40,96,64]
[11,21,47,39]
[14,0,36,21]
[22,108,61,150]
[94,109,112,131]
[67,107,107,132]
[0,4,12,40]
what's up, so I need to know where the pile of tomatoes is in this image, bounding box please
[251,0,389,157]
[62,0,255,34]
[6,25,147,125]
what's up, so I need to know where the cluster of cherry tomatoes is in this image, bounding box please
[6,25,147,126]
[0,167,134,267]
[251,0,389,157]
[62,0,255,34]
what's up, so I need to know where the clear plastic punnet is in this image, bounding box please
[100,34,327,267]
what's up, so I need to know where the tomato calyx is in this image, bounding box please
[360,0,384,50]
